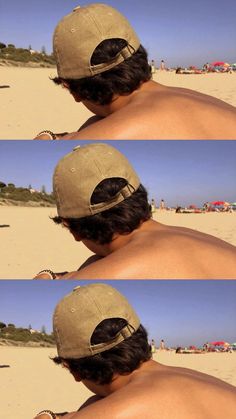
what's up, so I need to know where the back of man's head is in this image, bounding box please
[53,3,140,79]
[52,283,151,384]
[52,143,151,244]
[53,283,140,358]
[53,143,140,219]
[52,4,151,105]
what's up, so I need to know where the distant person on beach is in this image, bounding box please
[151,339,156,355]
[160,60,165,70]
[203,202,210,212]
[160,199,165,210]
[151,198,156,215]
[34,283,236,419]
[175,205,182,213]
[34,143,236,280]
[160,339,165,350]
[203,62,210,72]
[203,342,210,352]
[34,3,236,140]
[151,59,156,75]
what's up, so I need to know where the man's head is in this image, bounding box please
[52,143,151,245]
[52,4,151,105]
[52,283,151,385]
[53,3,140,79]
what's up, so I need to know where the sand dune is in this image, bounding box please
[1,67,235,139]
[0,206,235,279]
[0,346,235,419]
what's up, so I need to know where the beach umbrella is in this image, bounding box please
[211,341,229,346]
[210,201,226,206]
[189,204,197,209]
[211,61,228,67]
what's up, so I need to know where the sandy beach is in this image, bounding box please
[1,67,236,139]
[0,346,235,419]
[0,206,235,279]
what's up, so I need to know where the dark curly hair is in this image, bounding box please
[52,318,151,385]
[52,38,151,105]
[52,178,151,244]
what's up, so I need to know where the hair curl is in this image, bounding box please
[53,318,151,385]
[52,39,151,105]
[52,178,151,244]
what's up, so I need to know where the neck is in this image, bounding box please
[106,219,159,255]
[82,359,158,397]
[82,80,158,117]
[108,219,158,253]
[81,219,159,257]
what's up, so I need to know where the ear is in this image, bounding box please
[62,220,70,228]
[62,361,69,369]
[62,81,70,89]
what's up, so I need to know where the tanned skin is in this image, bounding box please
[35,80,236,140]
[34,359,236,419]
[35,219,236,280]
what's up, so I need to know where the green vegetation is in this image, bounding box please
[0,183,55,205]
[0,42,56,66]
[0,322,55,346]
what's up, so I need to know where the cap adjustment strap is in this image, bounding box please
[89,183,139,215]
[89,323,139,355]
[89,45,139,75]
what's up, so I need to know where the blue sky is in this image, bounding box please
[0,0,235,67]
[0,140,235,207]
[0,280,235,347]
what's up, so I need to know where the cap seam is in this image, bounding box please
[87,292,106,350]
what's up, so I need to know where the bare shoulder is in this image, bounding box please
[77,255,102,270]
[62,392,142,419]
[62,227,236,280]
[64,252,131,279]
[59,94,236,140]
[77,115,103,131]
[61,112,128,140]
[65,373,236,419]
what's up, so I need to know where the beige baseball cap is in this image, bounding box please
[53,143,140,218]
[53,283,140,358]
[53,3,140,79]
